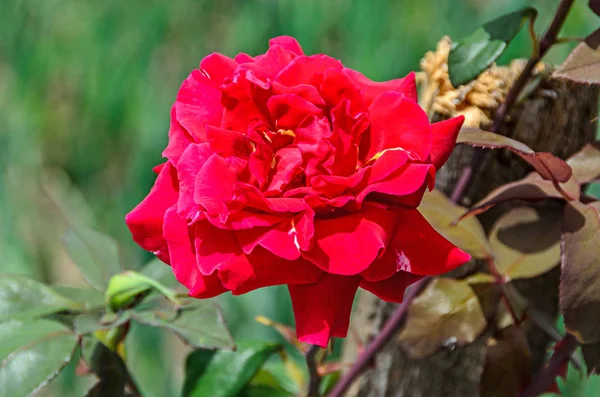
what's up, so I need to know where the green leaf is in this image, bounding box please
[238,386,293,397]
[489,206,562,280]
[448,7,537,86]
[64,227,123,291]
[105,271,180,311]
[398,278,486,358]
[549,357,600,397]
[418,189,492,259]
[248,367,298,396]
[461,172,580,220]
[140,258,180,289]
[50,285,105,311]
[45,345,99,397]
[0,319,78,397]
[553,42,600,85]
[560,201,600,344]
[0,274,79,322]
[457,128,573,185]
[131,301,235,350]
[183,341,281,397]
[73,309,132,335]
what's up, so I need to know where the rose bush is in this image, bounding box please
[126,36,470,347]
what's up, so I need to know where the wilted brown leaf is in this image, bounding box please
[398,278,487,358]
[567,142,600,184]
[457,128,573,183]
[553,42,600,85]
[419,190,492,259]
[560,201,600,344]
[489,207,562,280]
[460,172,580,220]
[480,325,532,397]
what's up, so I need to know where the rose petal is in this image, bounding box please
[430,115,464,170]
[364,92,432,162]
[294,208,315,251]
[310,167,368,198]
[194,154,238,216]
[295,115,334,180]
[175,69,223,142]
[220,72,270,132]
[275,55,343,87]
[163,207,226,298]
[355,163,435,205]
[301,205,397,275]
[344,69,418,105]
[271,82,326,107]
[288,274,360,347]
[206,126,253,158]
[241,44,297,82]
[126,163,179,264]
[362,148,409,183]
[205,210,288,230]
[236,220,301,261]
[219,246,322,295]
[234,53,255,64]
[367,208,471,278]
[163,106,196,165]
[267,94,322,130]
[266,147,303,194]
[360,271,422,303]
[319,69,364,111]
[269,36,304,56]
[326,100,367,176]
[176,143,212,222]
[232,183,307,213]
[194,219,246,275]
[200,53,238,84]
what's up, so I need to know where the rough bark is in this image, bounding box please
[344,78,599,397]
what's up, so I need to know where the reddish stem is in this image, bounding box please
[519,334,578,397]
[327,278,431,397]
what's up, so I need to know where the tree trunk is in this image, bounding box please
[344,77,599,397]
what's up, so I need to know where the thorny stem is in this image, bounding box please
[306,345,322,397]
[328,278,431,397]
[519,333,578,397]
[449,0,576,204]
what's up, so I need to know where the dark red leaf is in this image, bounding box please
[560,201,600,344]
[590,0,600,17]
[457,128,573,183]
[459,173,580,220]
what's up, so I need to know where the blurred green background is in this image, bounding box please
[1,0,597,395]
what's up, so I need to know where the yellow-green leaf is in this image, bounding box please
[489,207,561,280]
[398,278,487,358]
[419,189,492,259]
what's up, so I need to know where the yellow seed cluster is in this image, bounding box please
[418,36,543,127]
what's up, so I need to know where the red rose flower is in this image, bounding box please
[126,36,470,347]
